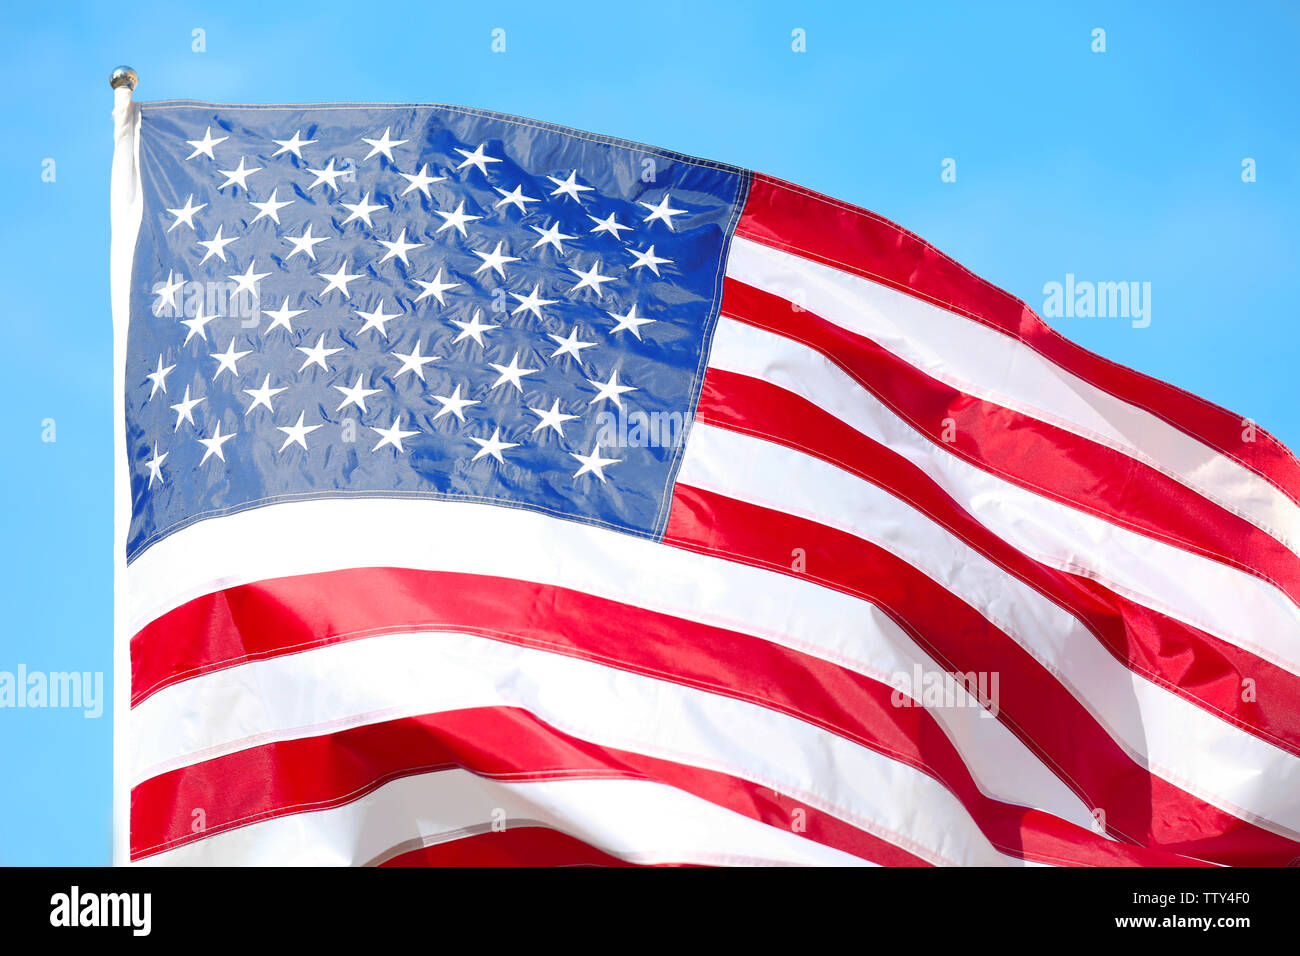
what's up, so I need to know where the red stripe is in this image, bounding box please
[664,485,1300,866]
[694,364,1300,761]
[129,569,1191,866]
[131,705,926,866]
[718,276,1300,614]
[735,173,1300,514]
[378,828,651,867]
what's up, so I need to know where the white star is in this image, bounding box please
[391,340,439,381]
[628,244,672,275]
[262,297,307,334]
[272,130,316,159]
[170,386,203,430]
[361,127,408,162]
[548,170,594,203]
[571,444,622,482]
[371,416,418,453]
[451,310,499,347]
[334,374,382,413]
[185,126,227,160]
[413,268,461,305]
[377,228,424,266]
[340,192,386,226]
[588,369,637,409]
[434,200,483,237]
[285,224,330,260]
[317,261,363,298]
[472,240,520,277]
[607,302,656,339]
[548,326,597,362]
[431,384,479,422]
[228,260,270,297]
[153,270,185,313]
[454,144,501,176]
[146,355,175,400]
[488,352,539,393]
[569,260,617,297]
[249,188,294,224]
[640,192,687,230]
[355,299,402,337]
[180,303,217,345]
[210,339,252,380]
[589,212,632,240]
[511,285,558,320]
[197,225,239,263]
[198,421,236,464]
[297,333,343,373]
[276,411,323,452]
[243,374,287,415]
[530,221,576,253]
[306,158,346,191]
[529,398,579,437]
[469,427,520,464]
[400,164,444,198]
[494,184,539,213]
[145,444,168,487]
[166,195,206,232]
[217,157,262,191]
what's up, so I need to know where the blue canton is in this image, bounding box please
[125,102,749,560]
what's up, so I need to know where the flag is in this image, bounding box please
[110,91,1300,867]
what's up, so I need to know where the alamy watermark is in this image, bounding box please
[890,663,1000,718]
[591,409,691,448]
[153,276,261,327]
[50,887,151,936]
[1042,273,1152,328]
[0,666,103,718]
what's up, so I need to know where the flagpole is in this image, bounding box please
[108,63,139,868]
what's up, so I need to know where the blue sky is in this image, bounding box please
[0,0,1295,865]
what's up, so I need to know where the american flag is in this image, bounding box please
[111,96,1300,866]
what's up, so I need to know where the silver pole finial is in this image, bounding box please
[109,66,138,91]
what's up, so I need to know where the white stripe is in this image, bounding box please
[707,316,1300,678]
[128,496,1093,837]
[131,629,1034,866]
[137,771,871,866]
[677,420,1300,839]
[726,235,1300,558]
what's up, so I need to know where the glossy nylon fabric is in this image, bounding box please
[125,102,750,560]
[112,97,1300,868]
